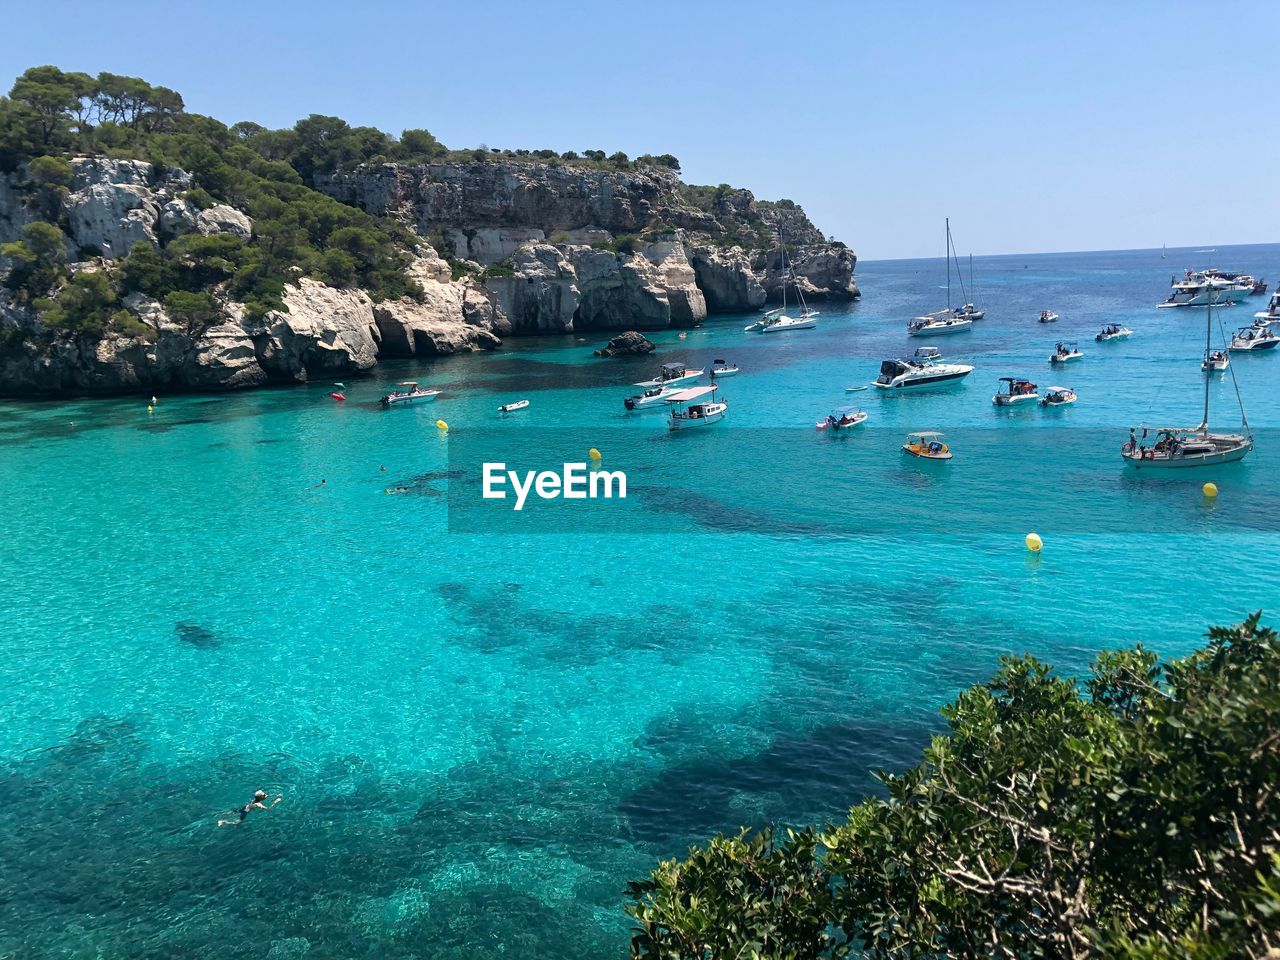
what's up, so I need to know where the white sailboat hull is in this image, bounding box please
[1123,437,1252,468]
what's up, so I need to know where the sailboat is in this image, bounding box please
[1122,297,1252,468]
[1162,243,1167,260]
[745,227,816,333]
[908,219,982,335]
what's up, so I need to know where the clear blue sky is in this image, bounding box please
[3,0,1277,259]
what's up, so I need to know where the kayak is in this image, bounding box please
[330,393,346,401]
[498,399,530,413]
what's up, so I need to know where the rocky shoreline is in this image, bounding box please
[0,157,857,397]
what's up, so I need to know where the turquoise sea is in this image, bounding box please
[3,244,1279,958]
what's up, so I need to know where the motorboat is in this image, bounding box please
[1049,341,1084,364]
[498,399,529,413]
[1096,324,1132,342]
[1229,325,1280,352]
[1254,292,1280,325]
[624,385,679,411]
[914,219,985,327]
[1202,350,1230,373]
[993,377,1039,405]
[908,312,973,336]
[380,381,440,406]
[873,346,973,390]
[1038,310,1059,323]
[634,362,704,389]
[1041,386,1077,407]
[902,431,952,461]
[816,405,867,431]
[1158,269,1249,308]
[667,384,727,431]
[710,359,740,377]
[1122,297,1252,468]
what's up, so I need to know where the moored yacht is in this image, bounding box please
[873,346,973,389]
[633,362,704,389]
[747,226,817,333]
[912,219,984,333]
[1123,296,1252,468]
[909,311,973,336]
[1158,269,1249,308]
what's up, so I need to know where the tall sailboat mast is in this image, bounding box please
[945,217,951,309]
[1202,298,1213,431]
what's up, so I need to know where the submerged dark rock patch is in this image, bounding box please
[175,621,221,649]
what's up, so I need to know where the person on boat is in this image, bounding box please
[217,790,282,827]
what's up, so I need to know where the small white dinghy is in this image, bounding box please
[498,399,529,413]
[1038,310,1060,323]
[1041,386,1077,407]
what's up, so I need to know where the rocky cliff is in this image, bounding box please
[0,156,856,396]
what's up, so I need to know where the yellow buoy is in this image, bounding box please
[1025,532,1043,553]
[1203,482,1218,498]
[436,420,448,431]
[146,405,153,414]
[589,448,602,461]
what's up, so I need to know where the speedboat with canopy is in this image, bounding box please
[873,346,973,389]
[1123,297,1252,468]
[993,377,1039,405]
[380,381,440,406]
[902,431,952,460]
[816,406,867,431]
[1041,386,1077,407]
[634,362,704,388]
[666,384,727,431]
[710,359,739,377]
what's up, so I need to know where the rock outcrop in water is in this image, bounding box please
[1,155,856,395]
[593,330,656,357]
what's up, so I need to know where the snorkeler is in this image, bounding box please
[217,789,282,827]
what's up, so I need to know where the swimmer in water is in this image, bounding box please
[310,479,327,489]
[217,789,282,827]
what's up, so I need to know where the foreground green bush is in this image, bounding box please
[627,615,1280,959]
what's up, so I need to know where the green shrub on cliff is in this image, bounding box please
[627,614,1280,959]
